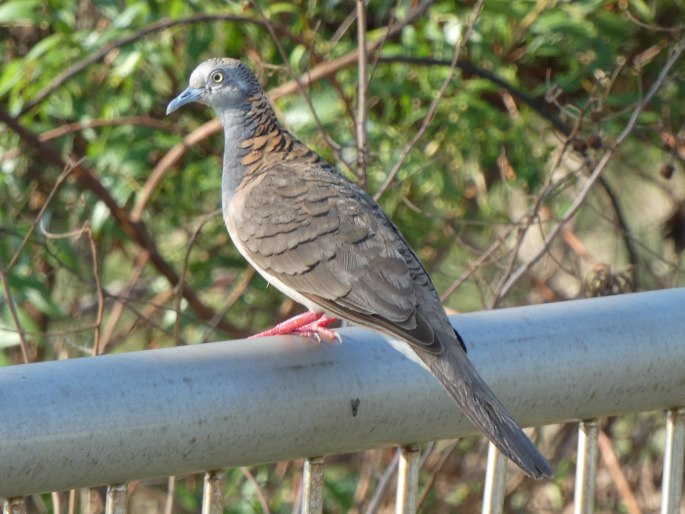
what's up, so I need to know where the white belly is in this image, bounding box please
[234,236,325,313]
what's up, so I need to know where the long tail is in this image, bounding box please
[416,342,553,479]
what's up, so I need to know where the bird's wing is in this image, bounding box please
[230,158,452,355]
[229,151,553,479]
[230,158,552,478]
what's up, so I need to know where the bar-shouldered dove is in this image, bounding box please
[167,58,552,479]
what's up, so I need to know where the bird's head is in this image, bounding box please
[166,58,261,115]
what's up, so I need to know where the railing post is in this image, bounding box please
[574,419,599,514]
[2,498,26,514]
[0,289,683,503]
[396,445,420,514]
[105,484,127,514]
[302,457,325,514]
[202,470,225,514]
[482,443,507,514]
[661,408,685,514]
[164,476,176,514]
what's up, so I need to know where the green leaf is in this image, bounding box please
[23,287,65,317]
[0,0,41,24]
[0,60,23,98]
[25,33,64,60]
[111,3,149,29]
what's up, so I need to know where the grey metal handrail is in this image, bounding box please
[1,288,684,502]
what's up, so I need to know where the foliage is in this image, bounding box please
[1,0,685,512]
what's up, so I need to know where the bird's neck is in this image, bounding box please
[219,92,280,146]
[222,91,317,181]
[219,91,279,188]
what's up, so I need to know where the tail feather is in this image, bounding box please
[417,343,553,479]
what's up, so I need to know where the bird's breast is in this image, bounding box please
[221,176,327,315]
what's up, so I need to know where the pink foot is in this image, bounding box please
[295,315,341,342]
[250,311,341,342]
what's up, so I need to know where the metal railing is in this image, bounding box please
[1,288,684,513]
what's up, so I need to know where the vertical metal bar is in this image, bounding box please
[2,497,26,514]
[302,457,325,514]
[574,419,600,514]
[661,408,685,514]
[80,488,91,514]
[396,444,420,514]
[105,484,128,514]
[202,470,225,514]
[164,476,176,514]
[51,492,63,514]
[68,489,77,514]
[482,442,507,514]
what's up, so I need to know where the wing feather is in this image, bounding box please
[230,161,446,354]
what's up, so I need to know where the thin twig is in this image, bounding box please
[268,0,435,101]
[0,259,31,362]
[598,430,642,514]
[440,224,516,302]
[331,7,358,47]
[0,118,168,163]
[18,14,273,116]
[494,38,685,301]
[98,250,150,353]
[373,0,485,201]
[0,322,98,339]
[350,450,382,514]
[363,450,399,514]
[104,288,177,347]
[86,226,105,356]
[174,210,221,345]
[367,0,402,83]
[200,267,256,344]
[132,120,220,221]
[378,55,569,135]
[0,109,245,337]
[37,220,105,354]
[355,0,370,188]
[251,2,343,153]
[416,441,459,509]
[7,160,80,271]
[490,135,584,305]
[240,467,271,514]
[621,3,685,33]
[597,175,640,286]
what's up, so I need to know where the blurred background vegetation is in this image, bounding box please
[2,0,685,512]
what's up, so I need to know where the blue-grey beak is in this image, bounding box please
[166,87,204,115]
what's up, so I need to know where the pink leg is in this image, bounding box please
[250,311,340,342]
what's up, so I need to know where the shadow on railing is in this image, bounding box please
[1,288,684,513]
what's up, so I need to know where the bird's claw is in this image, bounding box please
[293,325,342,344]
[250,311,341,343]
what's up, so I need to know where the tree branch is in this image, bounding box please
[494,38,685,302]
[0,110,245,338]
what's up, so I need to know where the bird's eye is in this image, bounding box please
[210,71,224,84]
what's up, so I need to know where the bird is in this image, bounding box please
[166,57,553,479]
